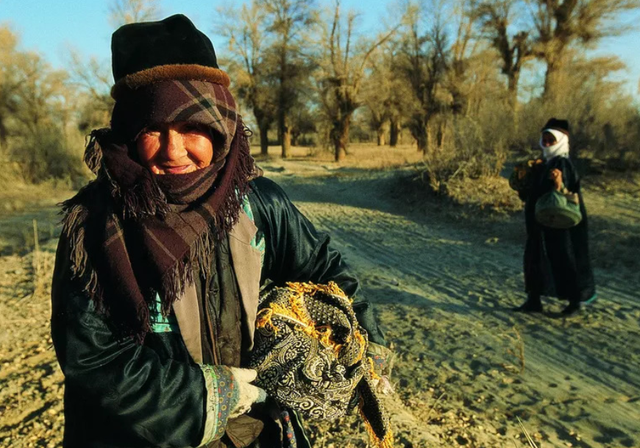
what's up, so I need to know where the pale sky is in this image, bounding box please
[0,0,638,99]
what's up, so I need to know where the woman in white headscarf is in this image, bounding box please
[514,118,596,316]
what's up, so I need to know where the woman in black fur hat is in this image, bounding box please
[513,118,597,316]
[50,15,391,448]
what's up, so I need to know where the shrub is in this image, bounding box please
[7,126,89,185]
[420,110,510,195]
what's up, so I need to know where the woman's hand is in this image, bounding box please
[229,367,267,418]
[549,168,563,191]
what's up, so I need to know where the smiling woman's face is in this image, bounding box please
[136,122,214,175]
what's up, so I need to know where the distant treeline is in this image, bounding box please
[1,0,639,189]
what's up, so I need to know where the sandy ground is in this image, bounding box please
[1,146,639,447]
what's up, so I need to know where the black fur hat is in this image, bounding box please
[110,14,229,99]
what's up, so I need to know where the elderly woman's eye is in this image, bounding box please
[181,123,207,135]
[143,125,163,135]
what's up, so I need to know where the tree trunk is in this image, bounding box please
[389,120,399,147]
[334,139,345,162]
[416,134,427,153]
[333,116,351,162]
[280,113,291,158]
[543,58,560,100]
[411,121,427,154]
[376,127,386,146]
[281,128,291,158]
[0,123,8,150]
[424,123,432,155]
[259,123,269,156]
[507,69,522,116]
[508,71,520,132]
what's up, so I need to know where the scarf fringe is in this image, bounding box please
[84,130,106,174]
[60,182,104,305]
[133,302,152,343]
[209,121,256,240]
[62,203,90,279]
[62,196,150,341]
[115,175,170,220]
[60,179,146,337]
[157,229,216,317]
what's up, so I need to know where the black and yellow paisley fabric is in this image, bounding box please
[249,282,392,448]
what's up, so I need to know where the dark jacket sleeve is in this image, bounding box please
[556,157,580,193]
[542,157,580,194]
[51,237,206,448]
[248,176,386,345]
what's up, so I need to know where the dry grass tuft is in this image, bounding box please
[502,326,526,375]
[445,175,523,215]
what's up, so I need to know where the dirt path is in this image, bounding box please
[0,160,638,448]
[263,161,640,447]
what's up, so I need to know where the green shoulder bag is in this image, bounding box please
[535,187,582,229]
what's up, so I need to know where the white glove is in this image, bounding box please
[377,375,395,395]
[228,367,267,418]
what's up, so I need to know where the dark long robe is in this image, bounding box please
[523,156,596,303]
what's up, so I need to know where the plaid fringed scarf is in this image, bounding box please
[61,80,259,340]
[250,282,394,448]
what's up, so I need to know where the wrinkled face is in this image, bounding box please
[541,131,557,147]
[136,122,214,175]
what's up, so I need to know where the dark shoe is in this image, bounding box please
[513,297,543,313]
[561,302,581,316]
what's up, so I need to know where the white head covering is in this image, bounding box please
[540,128,570,161]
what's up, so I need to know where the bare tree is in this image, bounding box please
[65,48,114,131]
[361,44,413,147]
[445,0,479,117]
[476,0,533,112]
[12,55,67,136]
[397,3,449,154]
[0,25,22,149]
[528,0,640,99]
[396,0,486,155]
[317,1,396,161]
[263,0,317,158]
[383,44,414,147]
[361,48,393,146]
[364,95,390,146]
[0,26,85,182]
[109,0,161,27]
[219,2,278,155]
